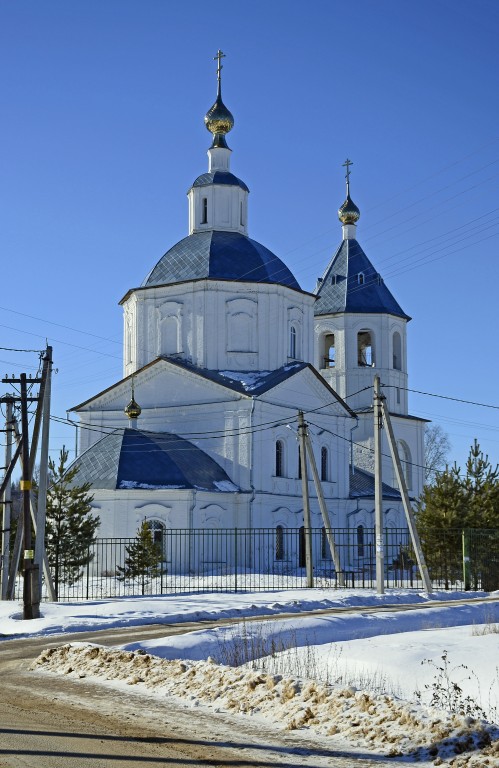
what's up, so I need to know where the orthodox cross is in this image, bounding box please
[342,158,353,194]
[214,49,226,83]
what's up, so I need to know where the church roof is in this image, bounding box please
[141,230,300,290]
[191,171,249,192]
[314,239,410,320]
[70,358,355,418]
[349,467,402,500]
[168,359,309,396]
[71,428,239,492]
[158,357,356,415]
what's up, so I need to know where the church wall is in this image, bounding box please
[122,280,315,376]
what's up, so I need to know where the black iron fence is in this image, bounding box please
[41,526,499,601]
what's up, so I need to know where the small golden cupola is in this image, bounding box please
[338,158,360,226]
[124,379,141,427]
[204,49,234,148]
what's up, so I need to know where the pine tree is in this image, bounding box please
[417,441,499,589]
[417,464,465,588]
[462,440,499,529]
[46,447,99,598]
[117,521,162,595]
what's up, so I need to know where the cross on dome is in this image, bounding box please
[204,50,234,148]
[214,49,226,84]
[342,158,353,194]
[338,158,360,225]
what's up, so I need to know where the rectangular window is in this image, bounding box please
[201,197,208,224]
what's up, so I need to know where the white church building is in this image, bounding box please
[70,58,425,571]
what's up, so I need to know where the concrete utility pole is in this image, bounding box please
[303,429,344,586]
[380,397,433,595]
[373,375,385,594]
[1,399,14,599]
[297,411,314,587]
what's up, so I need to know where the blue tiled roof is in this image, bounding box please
[350,467,402,500]
[142,230,301,290]
[70,429,239,492]
[191,171,249,192]
[314,239,410,320]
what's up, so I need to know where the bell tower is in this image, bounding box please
[313,162,426,497]
[314,161,410,416]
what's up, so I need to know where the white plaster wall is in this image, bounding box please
[122,280,315,375]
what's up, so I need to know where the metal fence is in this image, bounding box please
[42,526,499,601]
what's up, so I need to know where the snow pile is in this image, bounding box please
[32,643,498,765]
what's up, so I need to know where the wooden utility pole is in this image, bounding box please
[373,375,385,594]
[20,374,39,619]
[1,398,14,599]
[303,429,344,586]
[297,411,314,587]
[1,352,52,615]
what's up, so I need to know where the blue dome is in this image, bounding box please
[142,230,300,290]
[71,429,239,492]
[191,171,249,192]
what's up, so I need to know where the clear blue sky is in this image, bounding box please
[1,0,498,473]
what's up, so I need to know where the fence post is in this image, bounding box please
[234,527,238,593]
[462,528,471,591]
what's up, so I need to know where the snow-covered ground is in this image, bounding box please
[3,589,499,766]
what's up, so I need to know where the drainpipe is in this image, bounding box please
[248,397,256,529]
[350,416,359,474]
[188,488,196,575]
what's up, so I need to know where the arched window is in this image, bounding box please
[397,440,412,490]
[289,326,297,358]
[148,519,166,558]
[358,272,365,285]
[275,440,284,477]
[393,331,402,370]
[161,315,180,355]
[321,446,328,481]
[299,526,306,568]
[323,333,335,368]
[357,524,365,558]
[275,525,284,561]
[358,330,374,366]
[321,527,332,560]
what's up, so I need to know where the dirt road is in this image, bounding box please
[0,618,410,768]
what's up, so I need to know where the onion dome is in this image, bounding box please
[204,50,234,149]
[338,158,360,225]
[124,397,141,420]
[338,194,360,225]
[124,381,141,421]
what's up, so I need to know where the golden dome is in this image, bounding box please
[204,94,234,138]
[124,396,141,420]
[338,194,361,225]
[204,50,234,147]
